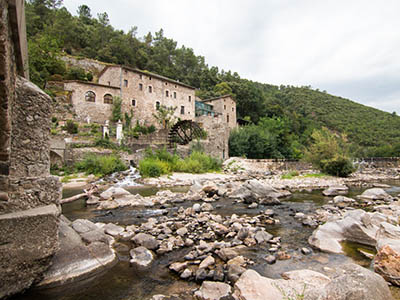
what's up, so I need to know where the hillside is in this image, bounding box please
[26,0,400,157]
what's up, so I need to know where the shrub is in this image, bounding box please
[64,120,78,134]
[147,124,156,134]
[65,67,87,81]
[320,155,355,177]
[75,154,127,176]
[139,148,221,177]
[86,72,93,81]
[139,159,171,177]
[94,138,118,149]
[304,128,355,177]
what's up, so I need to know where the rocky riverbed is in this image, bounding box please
[12,163,400,300]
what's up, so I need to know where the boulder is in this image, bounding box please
[71,219,99,234]
[307,263,393,300]
[104,223,125,237]
[100,187,131,200]
[254,230,273,244]
[234,270,283,300]
[194,281,232,300]
[322,186,348,196]
[199,256,215,269]
[309,209,386,253]
[37,220,116,288]
[130,246,154,269]
[217,248,238,262]
[132,233,160,250]
[234,264,393,300]
[359,188,393,201]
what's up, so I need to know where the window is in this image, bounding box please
[165,82,168,85]
[149,76,152,80]
[149,86,152,93]
[227,114,229,123]
[174,92,176,99]
[156,101,160,110]
[175,85,177,88]
[85,91,96,102]
[188,95,191,102]
[232,107,234,112]
[103,94,113,104]
[139,74,142,79]
[124,79,128,87]
[139,83,143,91]
[108,81,111,86]
[180,106,185,115]
[132,99,136,106]
[166,90,169,97]
[224,105,226,110]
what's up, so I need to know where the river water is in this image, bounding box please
[12,182,400,300]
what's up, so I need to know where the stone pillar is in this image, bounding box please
[103,120,109,138]
[0,1,61,298]
[116,119,123,144]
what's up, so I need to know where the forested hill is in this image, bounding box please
[26,1,400,157]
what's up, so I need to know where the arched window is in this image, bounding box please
[85,91,96,102]
[149,86,152,93]
[156,101,160,110]
[131,99,136,106]
[103,94,113,104]
[166,90,169,97]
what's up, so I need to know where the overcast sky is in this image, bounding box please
[63,0,400,114]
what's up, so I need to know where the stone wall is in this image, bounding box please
[196,114,230,160]
[0,1,61,298]
[61,55,110,81]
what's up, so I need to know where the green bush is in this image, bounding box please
[304,128,355,177]
[64,120,78,134]
[94,138,118,149]
[320,155,355,177]
[75,154,127,176]
[139,148,222,177]
[139,159,171,177]
[65,67,87,81]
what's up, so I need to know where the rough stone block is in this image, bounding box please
[0,204,60,299]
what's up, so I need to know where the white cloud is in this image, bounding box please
[62,0,400,113]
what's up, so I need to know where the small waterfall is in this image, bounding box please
[115,166,142,187]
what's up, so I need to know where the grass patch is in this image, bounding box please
[281,170,300,179]
[301,173,327,178]
[139,147,222,177]
[60,174,78,183]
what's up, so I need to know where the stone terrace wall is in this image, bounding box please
[0,1,61,298]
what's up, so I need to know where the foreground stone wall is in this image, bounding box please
[0,1,61,298]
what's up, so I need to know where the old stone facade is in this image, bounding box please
[56,65,196,126]
[0,1,61,298]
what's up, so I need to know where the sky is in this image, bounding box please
[63,0,400,114]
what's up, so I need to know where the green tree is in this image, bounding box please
[152,105,176,129]
[303,128,354,177]
[111,97,123,122]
